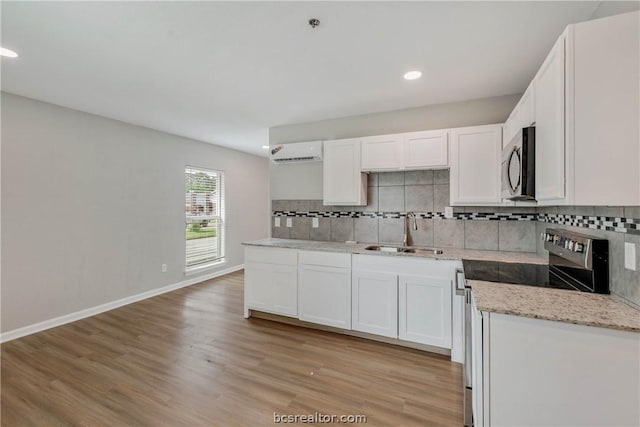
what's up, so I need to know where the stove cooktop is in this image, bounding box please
[461,260,576,291]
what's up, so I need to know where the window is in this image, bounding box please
[185,166,225,271]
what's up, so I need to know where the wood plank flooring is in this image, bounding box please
[1,271,463,426]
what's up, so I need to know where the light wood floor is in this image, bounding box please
[1,271,463,426]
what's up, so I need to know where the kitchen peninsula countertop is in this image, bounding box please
[469,280,640,332]
[243,238,640,333]
[242,238,548,264]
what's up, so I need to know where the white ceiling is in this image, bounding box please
[1,1,601,156]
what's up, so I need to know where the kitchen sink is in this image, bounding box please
[364,245,444,255]
[403,248,444,255]
[364,245,406,253]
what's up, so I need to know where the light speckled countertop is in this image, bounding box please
[243,238,548,264]
[470,280,640,332]
[243,238,640,332]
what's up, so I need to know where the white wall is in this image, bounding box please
[1,92,269,333]
[269,94,520,200]
[590,1,640,19]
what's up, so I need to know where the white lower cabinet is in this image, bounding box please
[471,295,488,427]
[244,247,461,352]
[352,255,459,349]
[398,274,452,348]
[298,251,351,329]
[472,297,640,426]
[244,247,298,317]
[351,271,398,338]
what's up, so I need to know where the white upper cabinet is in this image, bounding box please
[361,134,404,171]
[519,83,536,130]
[535,35,566,202]
[323,138,367,206]
[360,129,449,172]
[504,82,535,148]
[503,107,519,149]
[404,129,449,169]
[450,124,503,205]
[526,11,639,206]
[569,11,640,205]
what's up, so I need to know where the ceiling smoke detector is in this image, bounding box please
[308,18,320,28]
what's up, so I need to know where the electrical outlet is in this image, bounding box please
[274,217,280,227]
[624,242,636,271]
[312,218,319,228]
[286,218,292,228]
[444,206,454,219]
[161,264,167,273]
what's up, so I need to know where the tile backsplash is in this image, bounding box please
[272,170,538,251]
[536,206,640,309]
[271,170,640,308]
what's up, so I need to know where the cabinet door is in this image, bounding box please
[504,83,536,149]
[361,134,404,171]
[404,129,449,169]
[488,313,640,426]
[450,124,503,205]
[351,271,398,338]
[323,139,367,206]
[398,275,452,348]
[503,106,520,147]
[245,262,298,317]
[519,82,536,129]
[535,35,566,201]
[572,12,640,205]
[471,296,486,427]
[298,265,351,329]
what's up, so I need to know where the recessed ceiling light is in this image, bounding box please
[0,47,18,58]
[262,145,270,149]
[403,70,422,80]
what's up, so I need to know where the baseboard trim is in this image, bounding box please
[250,310,451,357]
[0,264,245,344]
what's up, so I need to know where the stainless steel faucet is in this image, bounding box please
[403,212,418,246]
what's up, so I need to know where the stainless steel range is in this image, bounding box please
[458,228,609,426]
[462,229,609,293]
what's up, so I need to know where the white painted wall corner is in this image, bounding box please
[0,264,244,343]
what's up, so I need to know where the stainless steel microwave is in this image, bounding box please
[501,126,535,201]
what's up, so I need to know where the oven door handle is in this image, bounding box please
[455,268,466,296]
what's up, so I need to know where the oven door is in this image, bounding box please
[501,134,523,199]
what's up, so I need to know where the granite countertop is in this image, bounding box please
[242,238,548,265]
[470,280,640,333]
[243,238,640,333]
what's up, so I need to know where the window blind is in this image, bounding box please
[185,166,225,270]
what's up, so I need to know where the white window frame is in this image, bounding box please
[185,166,225,273]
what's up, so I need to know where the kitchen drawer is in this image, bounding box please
[245,246,297,266]
[299,250,351,268]
[353,254,459,276]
